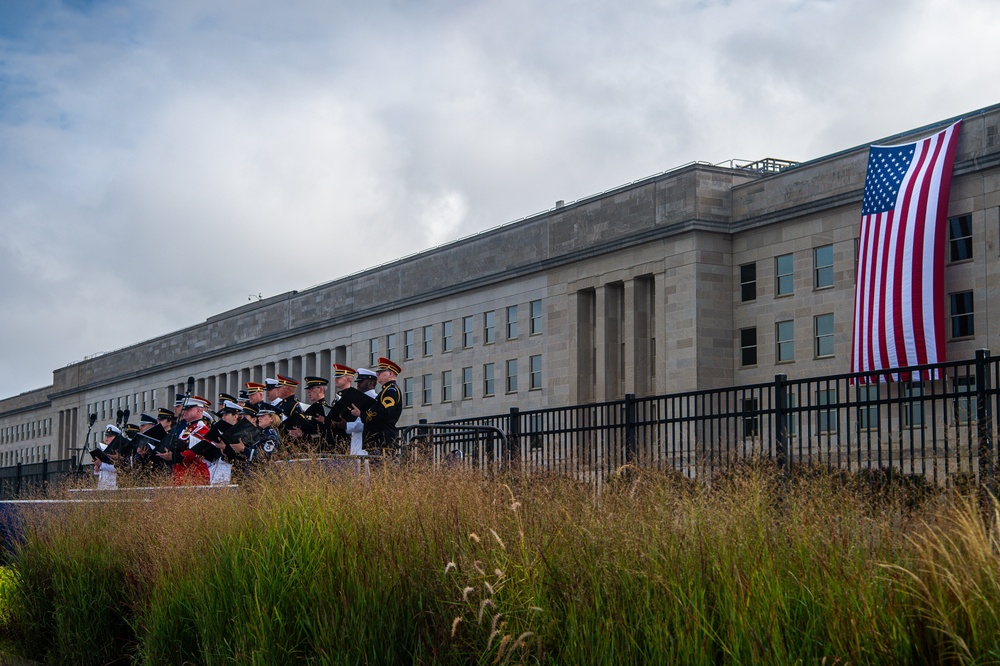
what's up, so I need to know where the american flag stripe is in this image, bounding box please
[850,122,961,383]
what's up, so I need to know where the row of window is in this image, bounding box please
[739,313,836,366]
[740,245,835,302]
[0,419,52,445]
[0,445,52,466]
[401,356,543,406]
[740,289,976,368]
[369,301,543,366]
[739,214,974,303]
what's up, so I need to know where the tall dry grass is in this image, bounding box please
[1,460,999,664]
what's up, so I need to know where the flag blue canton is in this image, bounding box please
[861,144,916,215]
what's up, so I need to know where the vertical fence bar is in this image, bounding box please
[976,349,993,490]
[508,407,520,468]
[624,393,636,464]
[775,374,788,476]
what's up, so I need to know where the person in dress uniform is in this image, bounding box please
[254,405,282,459]
[245,382,266,407]
[274,375,303,418]
[138,413,158,433]
[264,378,281,406]
[344,369,379,457]
[301,376,330,437]
[324,364,358,454]
[164,395,212,464]
[352,357,403,455]
[92,425,122,489]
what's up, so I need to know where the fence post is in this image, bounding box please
[624,393,637,464]
[774,374,788,477]
[975,349,994,490]
[15,462,22,497]
[508,407,520,467]
[42,457,48,493]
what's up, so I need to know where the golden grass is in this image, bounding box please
[1,460,999,664]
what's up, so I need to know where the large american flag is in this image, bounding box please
[850,121,962,382]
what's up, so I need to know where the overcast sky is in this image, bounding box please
[1,0,998,397]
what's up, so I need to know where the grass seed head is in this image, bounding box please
[478,597,494,623]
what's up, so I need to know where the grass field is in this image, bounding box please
[1,460,999,664]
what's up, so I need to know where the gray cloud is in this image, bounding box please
[1,0,999,395]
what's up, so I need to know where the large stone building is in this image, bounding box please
[3,103,999,467]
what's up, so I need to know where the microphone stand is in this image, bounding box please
[77,413,98,472]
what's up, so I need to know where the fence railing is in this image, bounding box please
[0,458,78,500]
[429,350,1000,489]
[3,352,998,495]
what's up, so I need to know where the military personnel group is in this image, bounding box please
[90,357,404,488]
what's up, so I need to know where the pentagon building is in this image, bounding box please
[3,103,1000,465]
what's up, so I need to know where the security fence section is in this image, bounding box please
[415,350,999,488]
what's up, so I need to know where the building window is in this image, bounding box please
[530,300,542,335]
[462,316,474,348]
[740,327,757,367]
[386,333,397,361]
[813,245,833,289]
[776,253,794,296]
[955,375,976,424]
[484,311,496,344]
[441,370,452,402]
[421,374,433,405]
[817,388,837,433]
[369,338,379,367]
[529,355,542,390]
[483,363,495,396]
[857,385,879,430]
[402,377,414,408]
[422,325,433,356]
[904,382,923,426]
[742,397,759,438]
[442,321,453,353]
[506,359,518,393]
[740,263,756,302]
[949,214,973,262]
[950,291,974,338]
[776,320,794,362]
[506,305,518,339]
[814,314,834,358]
[403,330,415,360]
[462,367,473,399]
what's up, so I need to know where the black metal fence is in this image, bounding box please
[0,458,78,500]
[4,352,999,496]
[408,350,1000,488]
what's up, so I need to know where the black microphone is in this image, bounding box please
[187,376,195,395]
[122,409,131,425]
[89,413,97,427]
[116,410,124,426]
